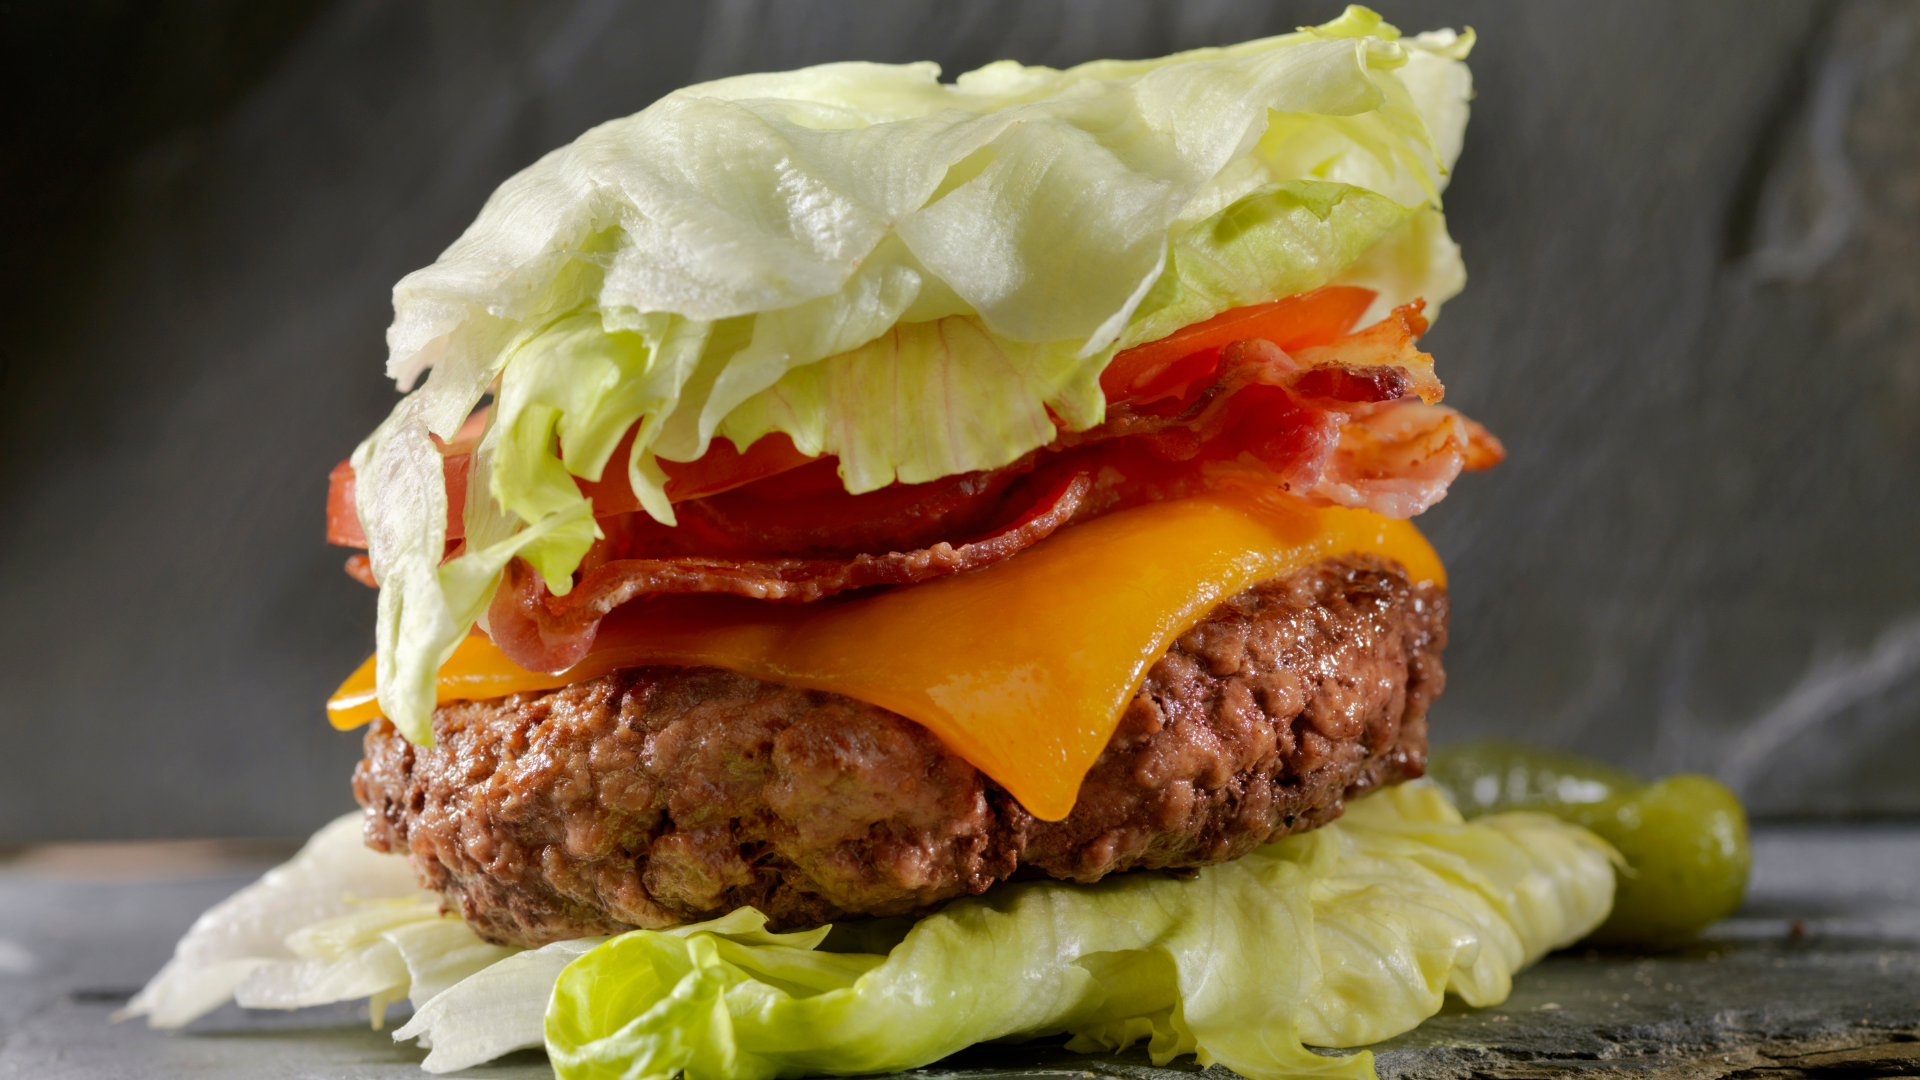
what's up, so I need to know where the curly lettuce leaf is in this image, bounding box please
[545,784,1614,1080]
[355,6,1477,739]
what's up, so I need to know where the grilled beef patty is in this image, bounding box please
[354,553,1446,947]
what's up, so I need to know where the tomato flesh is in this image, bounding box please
[328,287,1381,549]
[1099,285,1377,404]
[326,430,815,548]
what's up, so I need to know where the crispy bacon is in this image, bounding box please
[616,456,1037,560]
[1100,286,1380,405]
[347,297,1503,670]
[330,302,1442,550]
[1054,304,1440,498]
[1289,364,1412,403]
[485,469,1094,673]
[1308,401,1506,520]
[1288,300,1441,404]
[1462,418,1508,472]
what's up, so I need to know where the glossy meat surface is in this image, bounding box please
[354,554,1446,947]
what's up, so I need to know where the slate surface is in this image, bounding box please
[3,824,1916,1080]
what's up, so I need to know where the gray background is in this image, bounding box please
[1,0,1914,844]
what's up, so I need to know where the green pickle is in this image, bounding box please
[1427,742,1751,946]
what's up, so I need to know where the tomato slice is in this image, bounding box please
[594,428,817,509]
[326,429,817,548]
[328,287,1381,549]
[325,459,361,546]
[1100,286,1377,404]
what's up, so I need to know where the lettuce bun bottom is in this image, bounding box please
[128,783,1613,1080]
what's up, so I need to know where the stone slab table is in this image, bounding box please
[2,824,1916,1079]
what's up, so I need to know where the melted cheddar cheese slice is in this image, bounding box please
[329,487,1443,820]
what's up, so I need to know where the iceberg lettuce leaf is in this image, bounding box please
[354,6,1478,738]
[1119,180,1418,351]
[390,907,824,1074]
[393,937,606,1074]
[545,785,1614,1080]
[120,814,455,1029]
[716,316,1095,494]
[131,786,1611,1076]
[1331,204,1467,328]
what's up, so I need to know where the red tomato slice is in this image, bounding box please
[327,287,1380,549]
[326,429,817,548]
[326,453,473,548]
[325,459,361,546]
[1100,286,1378,404]
[661,430,816,503]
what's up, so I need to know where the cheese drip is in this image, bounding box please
[329,488,1444,820]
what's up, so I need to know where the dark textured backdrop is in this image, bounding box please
[1,0,1914,843]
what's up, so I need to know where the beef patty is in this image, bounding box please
[354,553,1447,947]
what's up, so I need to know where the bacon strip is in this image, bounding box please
[616,456,1035,561]
[1288,300,1442,404]
[356,298,1502,672]
[1308,400,1506,520]
[331,304,1443,549]
[486,470,1094,673]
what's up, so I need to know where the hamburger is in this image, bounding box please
[129,9,1620,1078]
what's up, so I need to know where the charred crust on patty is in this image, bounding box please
[353,552,1446,948]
